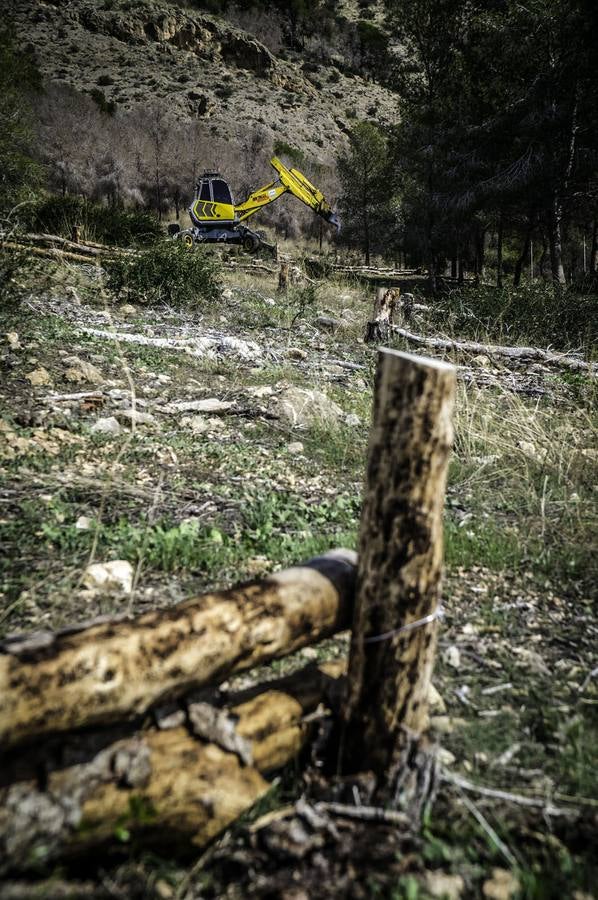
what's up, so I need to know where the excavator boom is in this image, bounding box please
[235,157,340,229]
[272,157,340,229]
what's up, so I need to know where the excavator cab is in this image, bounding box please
[190,174,236,228]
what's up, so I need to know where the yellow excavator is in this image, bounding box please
[170,156,340,252]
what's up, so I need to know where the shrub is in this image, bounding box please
[88,88,117,115]
[21,196,162,246]
[273,140,305,167]
[103,241,221,307]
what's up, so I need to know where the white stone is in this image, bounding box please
[272,387,344,428]
[181,415,211,433]
[425,872,464,899]
[443,645,461,669]
[428,683,446,713]
[518,439,547,464]
[90,416,122,436]
[117,409,157,426]
[245,385,274,399]
[5,332,21,350]
[286,441,304,455]
[483,869,520,900]
[25,367,52,387]
[63,356,104,385]
[345,413,361,427]
[75,515,93,530]
[165,398,235,414]
[436,747,456,766]
[83,560,133,594]
[430,715,454,734]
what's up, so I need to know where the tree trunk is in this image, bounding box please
[342,349,456,817]
[0,550,356,749]
[548,192,566,286]
[0,662,345,872]
[278,261,289,293]
[475,226,486,281]
[496,213,504,288]
[513,220,533,287]
[364,212,371,266]
[389,326,595,372]
[590,218,598,276]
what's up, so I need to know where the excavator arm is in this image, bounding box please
[235,157,340,230]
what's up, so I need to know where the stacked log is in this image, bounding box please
[0,662,345,872]
[0,551,355,871]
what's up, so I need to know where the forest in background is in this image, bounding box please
[2,0,598,297]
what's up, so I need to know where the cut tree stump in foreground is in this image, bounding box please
[0,662,345,872]
[0,550,356,748]
[343,349,456,815]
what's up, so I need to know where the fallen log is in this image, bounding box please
[21,233,103,257]
[0,662,345,872]
[0,549,356,748]
[392,326,596,373]
[2,241,100,265]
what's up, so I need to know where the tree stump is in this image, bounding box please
[342,349,456,817]
[364,287,399,342]
[71,225,81,244]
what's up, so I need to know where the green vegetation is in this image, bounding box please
[431,282,598,348]
[104,241,221,306]
[20,195,163,246]
[273,140,306,167]
[88,87,117,115]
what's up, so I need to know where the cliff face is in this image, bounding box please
[9,0,396,167]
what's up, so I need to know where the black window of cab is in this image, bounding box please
[211,179,233,204]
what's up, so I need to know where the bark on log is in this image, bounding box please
[0,662,345,872]
[342,349,455,815]
[392,326,596,373]
[0,550,356,749]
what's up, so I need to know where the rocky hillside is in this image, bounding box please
[9,0,397,166]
